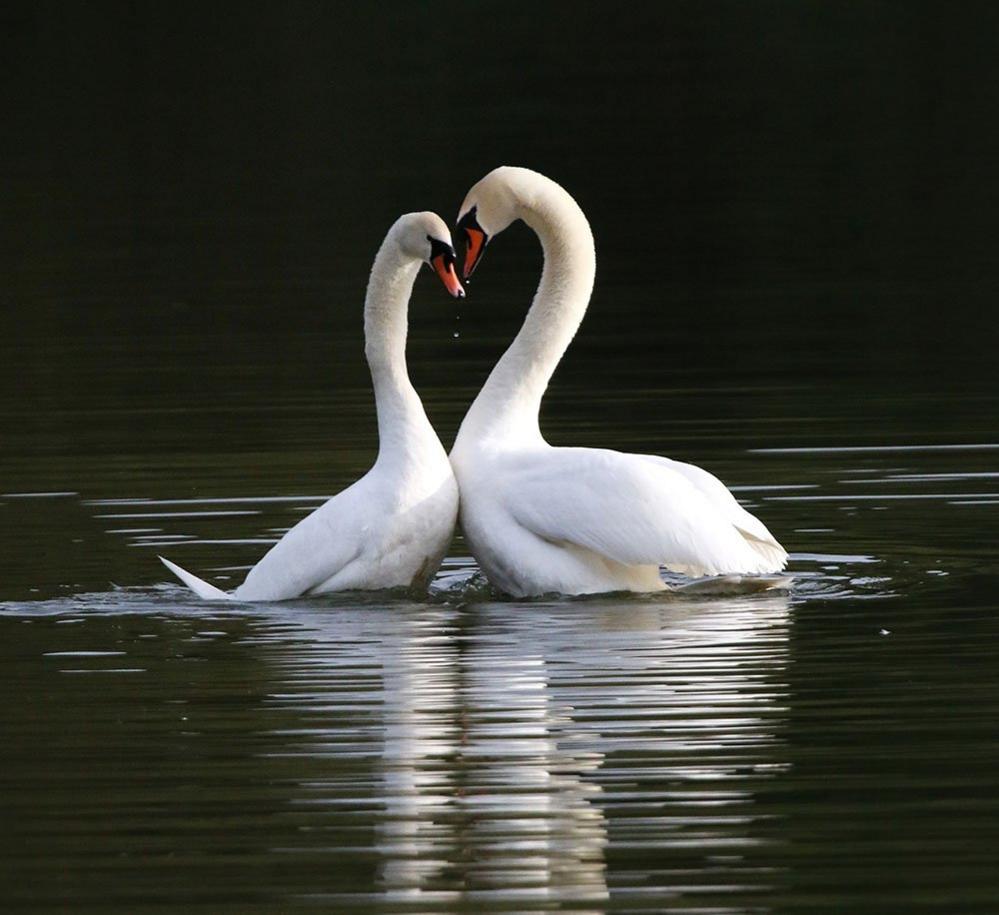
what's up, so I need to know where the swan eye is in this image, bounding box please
[426,236,456,267]
[456,206,482,238]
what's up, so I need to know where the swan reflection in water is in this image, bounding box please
[378,613,608,903]
[371,588,791,906]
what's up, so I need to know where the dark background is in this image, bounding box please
[3,7,999,910]
[2,1,998,487]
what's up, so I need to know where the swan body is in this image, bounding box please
[451,168,787,597]
[161,212,462,601]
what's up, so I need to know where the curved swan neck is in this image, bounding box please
[363,239,429,454]
[463,177,596,443]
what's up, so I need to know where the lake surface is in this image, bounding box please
[4,4,999,912]
[4,333,998,912]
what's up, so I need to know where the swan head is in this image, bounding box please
[455,166,538,280]
[393,212,465,298]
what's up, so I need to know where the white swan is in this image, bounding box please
[161,212,463,600]
[450,167,787,597]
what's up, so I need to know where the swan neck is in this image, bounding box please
[363,241,428,454]
[464,183,595,442]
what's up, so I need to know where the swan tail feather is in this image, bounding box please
[159,556,231,600]
[735,527,789,573]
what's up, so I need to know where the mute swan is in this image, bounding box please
[450,167,787,597]
[161,212,464,600]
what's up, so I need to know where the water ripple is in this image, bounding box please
[2,437,997,910]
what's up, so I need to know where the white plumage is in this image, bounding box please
[161,212,461,601]
[451,168,787,597]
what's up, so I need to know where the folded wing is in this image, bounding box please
[505,447,787,577]
[637,453,788,571]
[233,482,366,600]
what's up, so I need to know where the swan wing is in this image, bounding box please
[637,454,788,571]
[233,478,370,601]
[504,447,786,576]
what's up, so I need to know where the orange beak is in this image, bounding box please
[431,253,465,298]
[463,227,487,281]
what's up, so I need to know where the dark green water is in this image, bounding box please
[3,4,999,912]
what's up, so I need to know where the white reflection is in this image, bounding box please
[373,590,790,907]
[378,613,461,896]
[457,651,608,903]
